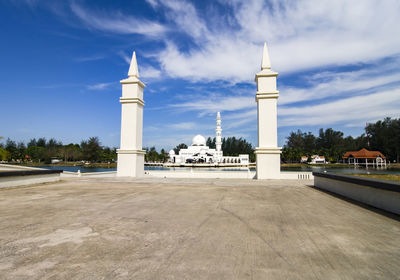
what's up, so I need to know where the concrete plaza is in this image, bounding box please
[0,178,399,279]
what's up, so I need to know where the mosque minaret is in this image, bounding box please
[216,112,222,152]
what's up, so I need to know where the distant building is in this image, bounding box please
[169,112,249,165]
[343,148,386,167]
[311,155,326,164]
[300,155,326,164]
[51,157,62,164]
[300,156,308,163]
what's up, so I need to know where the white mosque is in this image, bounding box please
[168,112,249,165]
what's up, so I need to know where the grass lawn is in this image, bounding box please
[346,173,400,182]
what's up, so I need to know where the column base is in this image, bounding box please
[116,149,145,177]
[255,148,281,179]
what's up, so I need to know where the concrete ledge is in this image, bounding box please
[0,163,44,171]
[146,170,256,179]
[0,169,62,188]
[60,171,117,178]
[280,172,313,180]
[313,172,400,215]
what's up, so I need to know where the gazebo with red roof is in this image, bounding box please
[343,148,386,167]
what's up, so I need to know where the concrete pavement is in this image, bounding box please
[0,177,399,279]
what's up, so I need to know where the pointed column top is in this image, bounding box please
[261,42,271,70]
[128,51,140,78]
[217,112,221,120]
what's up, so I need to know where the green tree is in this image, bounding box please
[81,137,102,162]
[281,147,303,163]
[27,146,46,162]
[36,138,46,147]
[159,148,168,162]
[206,137,216,149]
[27,138,37,148]
[145,147,159,162]
[173,143,188,154]
[316,128,345,162]
[16,142,27,160]
[61,143,82,162]
[5,138,18,161]
[0,147,9,161]
[367,118,400,162]
[221,137,253,157]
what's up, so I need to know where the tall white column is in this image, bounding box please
[216,112,222,152]
[255,43,281,179]
[117,51,146,177]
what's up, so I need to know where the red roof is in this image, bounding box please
[343,148,386,159]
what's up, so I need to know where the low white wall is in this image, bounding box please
[59,170,313,180]
[314,175,400,215]
[0,173,60,188]
[280,172,313,180]
[146,170,256,179]
[0,164,43,171]
[146,170,313,180]
[60,171,117,178]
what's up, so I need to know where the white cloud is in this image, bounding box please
[140,66,162,79]
[222,109,258,130]
[278,88,400,127]
[118,51,131,64]
[145,0,159,9]
[74,54,104,62]
[170,94,255,116]
[155,0,400,82]
[70,2,167,37]
[279,62,400,105]
[167,122,196,130]
[87,82,114,90]
[143,133,194,149]
[65,0,400,83]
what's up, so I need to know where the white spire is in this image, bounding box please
[261,42,271,70]
[128,51,139,77]
[216,112,222,152]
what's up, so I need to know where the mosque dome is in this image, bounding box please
[169,149,175,155]
[192,134,206,146]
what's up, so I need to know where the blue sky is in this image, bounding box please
[1,0,400,150]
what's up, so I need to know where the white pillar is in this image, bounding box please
[216,112,222,153]
[255,43,281,179]
[215,112,223,163]
[117,51,146,177]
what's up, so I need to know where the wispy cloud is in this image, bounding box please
[279,88,400,127]
[48,0,400,83]
[140,66,162,79]
[74,54,105,62]
[170,94,254,117]
[154,0,400,82]
[87,82,115,90]
[69,2,167,37]
[118,51,131,64]
[280,58,400,105]
[167,122,196,130]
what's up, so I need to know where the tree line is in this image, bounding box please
[282,118,400,163]
[0,137,116,163]
[206,137,255,161]
[1,117,398,164]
